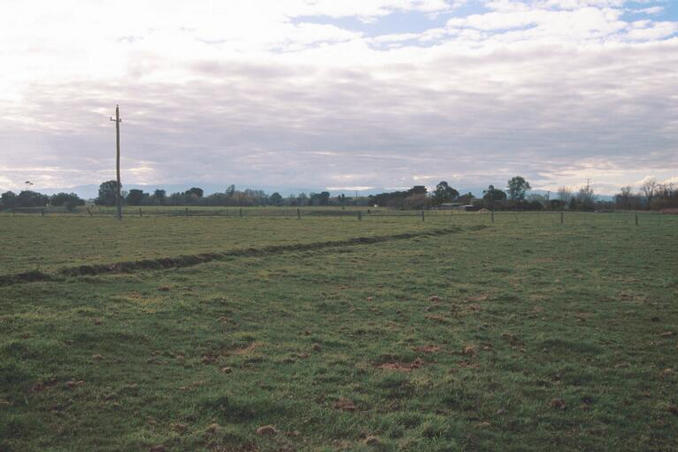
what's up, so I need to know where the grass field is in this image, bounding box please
[0,210,664,275]
[0,214,447,274]
[1,212,677,450]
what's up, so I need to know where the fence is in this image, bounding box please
[1,206,671,227]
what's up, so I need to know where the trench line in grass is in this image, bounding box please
[0,225,486,286]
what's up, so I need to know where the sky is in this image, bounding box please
[1,0,677,196]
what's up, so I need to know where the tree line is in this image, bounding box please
[1,177,676,211]
[0,190,84,211]
[93,182,348,207]
[611,179,678,211]
[87,177,678,211]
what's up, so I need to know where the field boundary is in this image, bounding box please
[0,225,483,286]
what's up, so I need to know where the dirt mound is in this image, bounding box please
[333,398,358,411]
[0,270,52,286]
[413,345,440,353]
[377,357,424,372]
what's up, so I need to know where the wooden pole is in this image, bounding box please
[297,208,301,220]
[110,105,122,221]
[635,213,638,226]
[358,211,362,221]
[560,211,564,224]
[421,210,425,222]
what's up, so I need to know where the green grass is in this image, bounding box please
[0,211,662,275]
[1,213,677,450]
[0,215,460,274]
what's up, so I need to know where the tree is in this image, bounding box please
[96,180,121,206]
[640,178,658,208]
[526,193,547,207]
[310,191,330,206]
[126,189,146,206]
[483,185,507,202]
[557,186,573,204]
[225,185,236,197]
[152,189,166,205]
[369,186,427,209]
[549,199,565,210]
[16,190,49,207]
[50,193,84,210]
[615,186,633,209]
[1,191,17,209]
[320,191,330,206]
[507,176,531,200]
[50,193,71,206]
[656,183,674,201]
[403,193,430,210]
[186,187,204,198]
[457,192,474,204]
[575,182,596,211]
[569,196,578,210]
[296,193,309,206]
[410,186,427,196]
[168,191,185,205]
[432,181,459,206]
[269,192,283,206]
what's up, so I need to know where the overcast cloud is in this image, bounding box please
[1,0,676,195]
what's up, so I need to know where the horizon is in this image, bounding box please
[1,0,677,194]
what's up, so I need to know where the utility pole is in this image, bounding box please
[110,105,122,220]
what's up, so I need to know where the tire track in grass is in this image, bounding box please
[0,225,487,286]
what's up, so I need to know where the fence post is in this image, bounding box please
[87,207,93,217]
[297,208,301,220]
[358,211,362,221]
[560,211,564,224]
[239,208,243,217]
[491,209,495,223]
[635,213,638,226]
[139,208,143,217]
[41,209,45,217]
[421,210,425,222]
[185,208,189,216]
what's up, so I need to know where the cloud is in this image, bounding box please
[635,6,664,15]
[0,0,676,194]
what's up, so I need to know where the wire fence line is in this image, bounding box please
[1,206,672,227]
